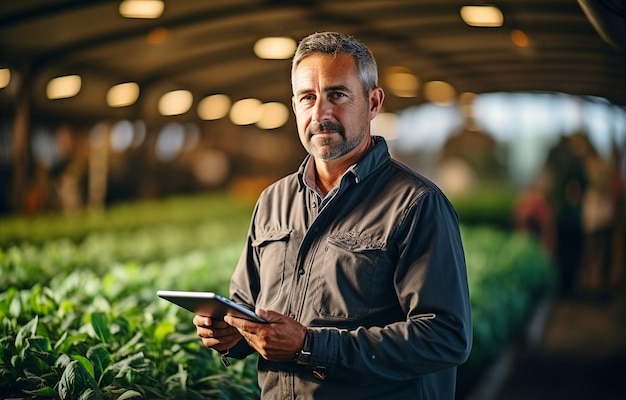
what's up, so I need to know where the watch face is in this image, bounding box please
[296,350,311,365]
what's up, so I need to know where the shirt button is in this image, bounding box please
[311,202,317,208]
[298,268,305,275]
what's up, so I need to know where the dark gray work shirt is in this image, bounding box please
[229,136,472,399]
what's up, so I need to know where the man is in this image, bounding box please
[194,31,472,399]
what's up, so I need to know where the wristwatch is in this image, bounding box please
[295,331,312,366]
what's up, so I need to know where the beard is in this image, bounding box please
[305,120,365,161]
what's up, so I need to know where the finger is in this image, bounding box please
[200,331,242,349]
[255,308,284,322]
[197,324,239,338]
[194,315,228,328]
[193,315,210,327]
[224,315,259,330]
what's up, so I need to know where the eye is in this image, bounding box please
[330,92,347,100]
[300,94,315,103]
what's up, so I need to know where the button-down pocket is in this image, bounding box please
[315,231,385,320]
[252,229,291,308]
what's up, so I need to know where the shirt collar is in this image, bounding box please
[297,135,390,191]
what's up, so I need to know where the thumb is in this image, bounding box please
[255,308,285,323]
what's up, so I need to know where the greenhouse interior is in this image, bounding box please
[1,1,625,399]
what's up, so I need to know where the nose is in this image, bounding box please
[312,96,332,122]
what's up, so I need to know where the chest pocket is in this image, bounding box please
[252,230,291,308]
[315,231,386,320]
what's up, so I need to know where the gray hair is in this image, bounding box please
[291,32,379,94]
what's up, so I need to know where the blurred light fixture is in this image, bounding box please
[256,102,290,129]
[119,0,164,19]
[46,75,81,100]
[460,5,503,27]
[424,81,457,106]
[158,89,193,116]
[0,68,10,89]
[254,36,297,59]
[385,66,419,98]
[107,82,140,108]
[198,94,231,120]
[511,29,529,47]
[229,98,262,125]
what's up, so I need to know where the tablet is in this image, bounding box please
[157,290,266,323]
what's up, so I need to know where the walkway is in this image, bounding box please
[492,287,626,400]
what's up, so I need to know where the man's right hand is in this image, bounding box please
[193,315,243,352]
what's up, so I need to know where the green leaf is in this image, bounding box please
[117,389,143,400]
[58,360,78,400]
[153,320,175,343]
[79,388,98,400]
[55,353,72,369]
[27,336,52,353]
[57,360,102,400]
[71,354,95,379]
[91,312,112,343]
[15,315,38,349]
[24,385,58,396]
[8,290,22,317]
[54,331,68,350]
[87,344,112,381]
[116,332,142,357]
[55,332,89,354]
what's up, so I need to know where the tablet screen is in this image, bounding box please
[157,290,266,323]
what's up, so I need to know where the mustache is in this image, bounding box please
[308,121,345,135]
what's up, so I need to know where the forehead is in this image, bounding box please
[293,53,359,89]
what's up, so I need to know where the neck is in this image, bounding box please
[314,136,372,196]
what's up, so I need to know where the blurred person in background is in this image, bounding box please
[193,31,472,399]
[514,167,556,256]
[581,145,621,300]
[544,134,589,298]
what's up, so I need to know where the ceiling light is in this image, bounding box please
[158,89,193,116]
[0,68,10,89]
[256,102,290,129]
[46,75,81,100]
[385,66,419,98]
[424,81,457,106]
[119,0,164,19]
[229,98,262,125]
[460,5,504,27]
[254,37,297,59]
[198,94,231,120]
[107,82,140,107]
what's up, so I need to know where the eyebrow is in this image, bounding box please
[295,84,352,97]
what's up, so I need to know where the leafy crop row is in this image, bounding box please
[1,248,260,398]
[0,193,555,399]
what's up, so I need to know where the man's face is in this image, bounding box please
[291,53,374,161]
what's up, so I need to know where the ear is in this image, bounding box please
[368,87,385,121]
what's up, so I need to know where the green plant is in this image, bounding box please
[0,192,555,399]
